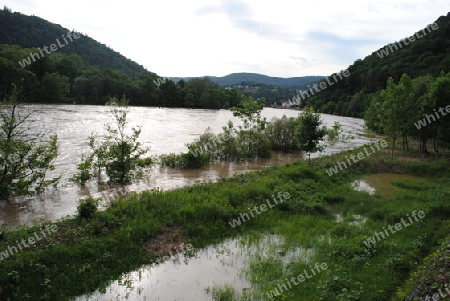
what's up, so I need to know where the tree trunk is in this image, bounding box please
[391,138,396,158]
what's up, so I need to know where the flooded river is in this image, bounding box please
[0,105,376,229]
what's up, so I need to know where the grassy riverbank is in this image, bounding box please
[0,145,449,300]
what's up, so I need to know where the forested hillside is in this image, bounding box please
[0,8,247,108]
[308,13,450,118]
[172,73,324,89]
[0,8,146,77]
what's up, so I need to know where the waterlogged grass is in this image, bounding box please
[0,146,448,300]
[205,284,253,301]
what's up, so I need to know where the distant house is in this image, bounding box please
[280,98,300,109]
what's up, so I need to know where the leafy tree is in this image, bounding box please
[380,77,402,157]
[393,74,415,151]
[39,72,69,102]
[295,108,327,163]
[327,121,343,140]
[429,72,450,152]
[229,95,270,158]
[0,85,59,197]
[408,75,435,153]
[364,93,385,133]
[158,79,179,107]
[73,96,149,185]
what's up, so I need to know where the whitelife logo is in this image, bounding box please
[414,105,450,129]
[189,132,233,158]
[18,31,81,67]
[326,140,388,176]
[376,22,439,58]
[0,224,58,261]
[228,192,291,228]
[153,77,170,87]
[420,284,450,301]
[284,69,350,107]
[363,210,425,248]
[266,262,328,300]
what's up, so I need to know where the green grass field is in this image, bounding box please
[0,145,449,300]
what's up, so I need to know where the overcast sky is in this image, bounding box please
[2,0,448,78]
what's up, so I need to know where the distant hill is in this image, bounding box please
[0,8,147,77]
[309,12,450,118]
[171,73,324,89]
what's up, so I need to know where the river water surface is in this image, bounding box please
[0,105,376,229]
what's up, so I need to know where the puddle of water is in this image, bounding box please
[74,234,312,301]
[335,213,367,227]
[351,179,375,195]
[348,214,368,226]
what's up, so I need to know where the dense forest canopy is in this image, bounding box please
[0,8,147,77]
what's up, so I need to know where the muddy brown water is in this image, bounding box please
[0,105,377,229]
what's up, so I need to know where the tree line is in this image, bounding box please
[0,44,245,109]
[364,72,450,154]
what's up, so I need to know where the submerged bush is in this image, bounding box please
[77,197,100,219]
[266,115,299,151]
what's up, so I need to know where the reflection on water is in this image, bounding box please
[351,179,376,195]
[0,106,377,229]
[74,234,312,301]
[335,213,368,227]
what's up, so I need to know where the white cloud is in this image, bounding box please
[2,0,448,77]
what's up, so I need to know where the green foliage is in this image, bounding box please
[365,72,450,154]
[265,115,299,151]
[99,96,148,184]
[70,154,94,185]
[327,121,343,140]
[73,96,148,185]
[77,197,100,219]
[0,85,59,197]
[0,27,241,108]
[0,9,145,78]
[295,108,327,158]
[0,149,449,300]
[163,97,274,168]
[39,73,69,102]
[229,96,271,158]
[206,284,236,301]
[160,151,210,169]
[230,95,266,130]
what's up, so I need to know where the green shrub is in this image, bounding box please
[77,197,100,219]
[327,121,343,140]
[71,154,94,185]
[265,115,299,151]
[136,157,153,167]
[323,194,345,204]
[160,151,209,169]
[160,153,188,168]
